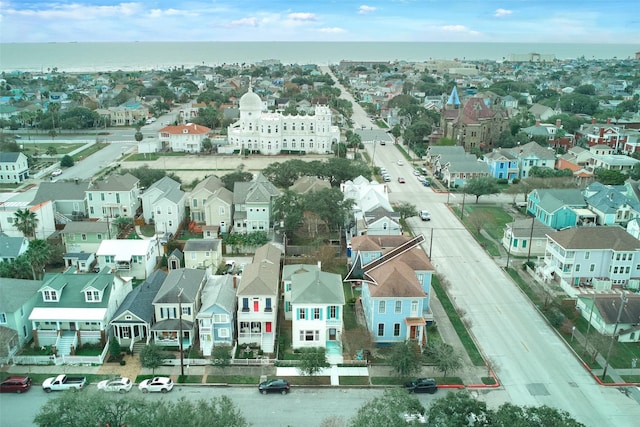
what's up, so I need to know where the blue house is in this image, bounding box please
[483,149,519,182]
[527,189,586,229]
[583,182,640,226]
[346,235,434,347]
[0,278,42,362]
[197,275,237,357]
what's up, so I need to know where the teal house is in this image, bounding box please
[527,189,586,229]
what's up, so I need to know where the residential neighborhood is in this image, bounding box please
[0,53,639,427]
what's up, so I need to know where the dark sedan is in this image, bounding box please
[404,378,437,394]
[0,376,32,393]
[258,379,290,395]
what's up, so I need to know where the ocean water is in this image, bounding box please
[0,42,636,73]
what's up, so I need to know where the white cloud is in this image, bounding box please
[318,27,346,33]
[228,17,259,27]
[288,12,317,21]
[358,5,377,15]
[4,2,143,19]
[494,8,513,18]
[440,25,480,36]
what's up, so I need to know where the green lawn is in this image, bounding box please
[281,376,330,386]
[177,375,202,384]
[206,375,260,384]
[72,143,108,161]
[339,376,370,385]
[371,376,463,385]
[463,206,513,240]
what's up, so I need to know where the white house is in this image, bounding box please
[227,86,340,155]
[95,239,159,280]
[183,239,223,271]
[0,152,29,184]
[86,173,141,220]
[236,243,282,352]
[140,176,186,235]
[0,198,57,240]
[158,123,211,153]
[233,174,281,234]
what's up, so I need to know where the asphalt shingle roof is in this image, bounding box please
[548,226,640,250]
[111,269,167,324]
[0,278,41,312]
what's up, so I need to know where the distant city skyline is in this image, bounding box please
[1,0,639,45]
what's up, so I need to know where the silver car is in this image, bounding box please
[97,377,132,393]
[138,377,173,393]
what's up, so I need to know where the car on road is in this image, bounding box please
[397,160,404,166]
[413,169,421,176]
[420,210,431,221]
[138,377,173,393]
[0,376,32,393]
[258,379,290,395]
[404,378,437,394]
[14,135,22,139]
[97,377,132,393]
[397,177,406,183]
[383,175,391,182]
[422,180,431,187]
[51,169,62,177]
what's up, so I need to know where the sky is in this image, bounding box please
[1,0,638,44]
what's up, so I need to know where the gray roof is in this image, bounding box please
[111,270,167,324]
[150,318,193,331]
[548,226,640,250]
[583,294,640,325]
[534,189,586,213]
[0,152,21,163]
[510,141,556,160]
[586,187,640,214]
[197,275,237,317]
[183,239,220,252]
[291,270,345,305]
[484,149,517,161]
[507,219,554,239]
[153,268,206,304]
[89,173,139,191]
[282,264,319,281]
[192,175,224,194]
[0,278,41,312]
[427,146,465,157]
[237,243,282,295]
[447,159,490,174]
[31,181,90,204]
[210,187,233,205]
[147,176,184,204]
[0,234,27,258]
[62,221,114,234]
[233,174,281,204]
[63,252,93,261]
[289,176,331,194]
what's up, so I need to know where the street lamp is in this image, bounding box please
[601,292,628,381]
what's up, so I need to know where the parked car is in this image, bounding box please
[420,210,431,221]
[412,169,421,176]
[51,169,62,177]
[258,379,290,395]
[383,175,391,182]
[138,377,173,393]
[0,376,31,393]
[422,180,431,187]
[42,375,86,392]
[397,177,406,183]
[397,160,404,166]
[417,175,425,182]
[97,377,132,393]
[404,378,437,394]
[159,232,173,245]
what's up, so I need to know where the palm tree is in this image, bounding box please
[25,239,51,280]
[13,208,38,239]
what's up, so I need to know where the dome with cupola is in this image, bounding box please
[239,86,262,111]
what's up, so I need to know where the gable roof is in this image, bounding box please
[96,239,154,259]
[111,269,166,323]
[548,226,640,250]
[585,294,640,325]
[31,181,90,204]
[289,176,331,194]
[0,152,22,163]
[192,175,224,195]
[89,173,139,192]
[0,278,41,312]
[183,239,220,252]
[146,176,184,204]
[237,243,282,295]
[533,189,586,213]
[153,268,206,304]
[510,141,556,160]
[233,173,281,204]
[198,275,237,317]
[159,123,211,135]
[0,234,27,258]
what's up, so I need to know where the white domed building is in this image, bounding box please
[227,87,340,155]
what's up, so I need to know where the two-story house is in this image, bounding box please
[236,243,282,352]
[0,152,29,184]
[86,173,141,219]
[140,176,186,235]
[95,239,159,280]
[188,176,234,234]
[527,189,587,229]
[0,198,56,240]
[61,221,117,254]
[543,226,640,297]
[159,123,211,153]
[183,239,223,271]
[197,274,237,356]
[151,268,207,349]
[289,265,345,361]
[584,183,640,226]
[346,235,434,347]
[189,176,225,223]
[109,270,167,352]
[0,278,42,358]
[483,149,519,182]
[31,180,90,223]
[510,142,557,179]
[28,268,132,355]
[233,174,281,234]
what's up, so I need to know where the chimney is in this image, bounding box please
[607,117,611,125]
[233,275,237,289]
[599,127,604,139]
[592,117,597,125]
[556,119,561,128]
[535,118,540,127]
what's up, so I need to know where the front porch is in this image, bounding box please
[150,318,194,350]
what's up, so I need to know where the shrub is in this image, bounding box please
[119,360,126,366]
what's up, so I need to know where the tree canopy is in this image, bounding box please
[298,347,330,376]
[389,340,422,377]
[348,389,425,427]
[463,177,501,203]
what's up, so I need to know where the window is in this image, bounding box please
[590,264,595,272]
[575,264,581,272]
[81,233,87,241]
[213,314,228,323]
[377,323,385,337]
[395,301,402,313]
[182,306,191,316]
[378,301,385,313]
[100,193,105,201]
[218,328,229,338]
[393,323,400,336]
[585,251,590,260]
[0,312,6,324]
[85,290,100,302]
[265,298,272,312]
[313,308,320,319]
[298,308,306,320]
[193,199,197,207]
[300,330,319,341]
[219,206,225,215]
[43,290,58,302]
[242,298,249,312]
[329,305,337,319]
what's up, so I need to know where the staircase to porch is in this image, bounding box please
[132,341,148,355]
[56,332,77,356]
[261,333,274,354]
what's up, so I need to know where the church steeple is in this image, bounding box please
[446,86,460,109]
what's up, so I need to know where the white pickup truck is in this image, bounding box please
[42,374,86,392]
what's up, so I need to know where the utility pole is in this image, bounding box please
[177,287,185,379]
[460,192,466,220]
[601,292,628,381]
[527,216,535,262]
